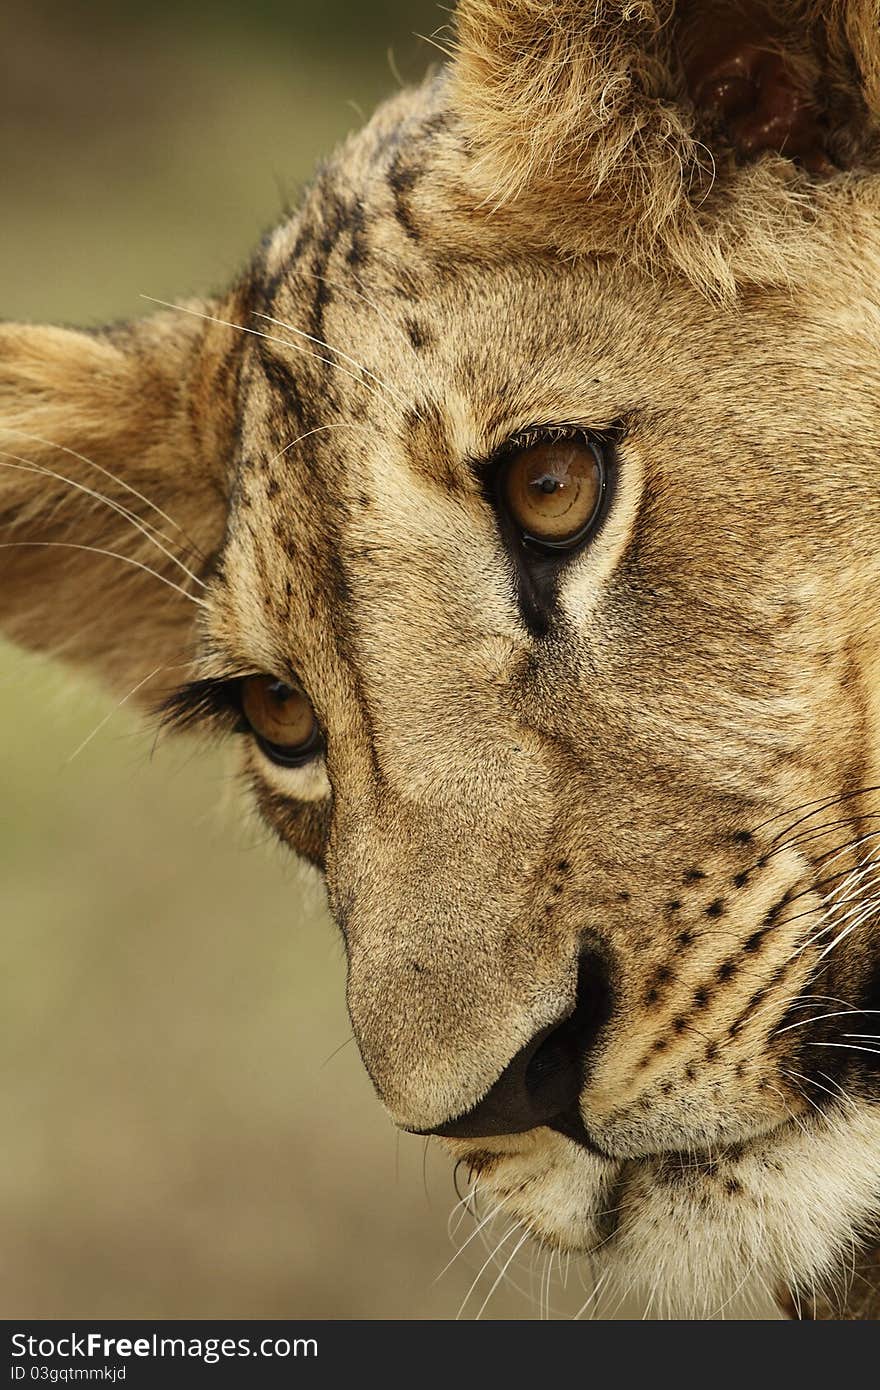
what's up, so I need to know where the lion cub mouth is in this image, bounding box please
[459,1108,800,1173]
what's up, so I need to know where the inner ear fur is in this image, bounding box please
[0,304,241,702]
[451,0,880,294]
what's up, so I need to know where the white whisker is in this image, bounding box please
[254,310,411,410]
[775,1008,880,1036]
[65,663,174,763]
[809,1042,880,1058]
[0,455,206,590]
[474,1226,530,1320]
[0,426,201,550]
[456,1221,520,1320]
[0,540,205,606]
[573,1266,611,1319]
[141,296,405,416]
[433,1200,506,1283]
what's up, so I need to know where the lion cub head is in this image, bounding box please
[3,1,880,1317]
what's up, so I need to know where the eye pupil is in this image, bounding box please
[268,680,293,703]
[538,477,558,495]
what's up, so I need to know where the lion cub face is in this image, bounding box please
[4,1,880,1315]
[199,69,880,1306]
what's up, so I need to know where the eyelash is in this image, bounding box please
[158,677,250,739]
[493,422,587,460]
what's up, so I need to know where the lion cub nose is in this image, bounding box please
[416,946,612,1140]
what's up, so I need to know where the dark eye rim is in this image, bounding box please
[253,727,325,769]
[488,426,614,558]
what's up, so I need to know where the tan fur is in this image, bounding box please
[451,0,880,295]
[3,0,880,1318]
[0,307,240,698]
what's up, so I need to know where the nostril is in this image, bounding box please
[422,941,614,1141]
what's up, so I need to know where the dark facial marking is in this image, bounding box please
[257,341,317,434]
[309,266,333,342]
[346,198,369,267]
[251,780,330,867]
[404,316,433,351]
[762,888,794,929]
[387,155,422,240]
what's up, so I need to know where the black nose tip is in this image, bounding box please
[422,945,612,1141]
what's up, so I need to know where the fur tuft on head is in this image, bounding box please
[451,1,880,296]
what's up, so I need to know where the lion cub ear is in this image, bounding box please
[451,0,880,291]
[0,306,240,703]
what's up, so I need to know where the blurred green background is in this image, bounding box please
[0,0,551,1320]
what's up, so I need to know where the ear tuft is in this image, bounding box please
[0,308,239,701]
[451,1,880,294]
[452,1,690,225]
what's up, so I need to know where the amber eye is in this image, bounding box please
[240,675,322,767]
[501,435,606,549]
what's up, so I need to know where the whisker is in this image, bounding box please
[253,310,411,410]
[0,455,207,590]
[141,296,403,416]
[298,267,442,398]
[765,786,880,845]
[433,1200,506,1283]
[456,1221,521,1320]
[764,1079,813,1133]
[573,1266,612,1320]
[474,1226,530,1320]
[268,421,354,465]
[782,1066,850,1108]
[752,817,880,878]
[793,882,879,958]
[320,1034,357,1068]
[447,1181,479,1241]
[808,1042,880,1058]
[65,662,183,763]
[0,425,205,555]
[774,1008,880,1036]
[0,540,205,606]
[785,993,865,1011]
[813,895,880,965]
